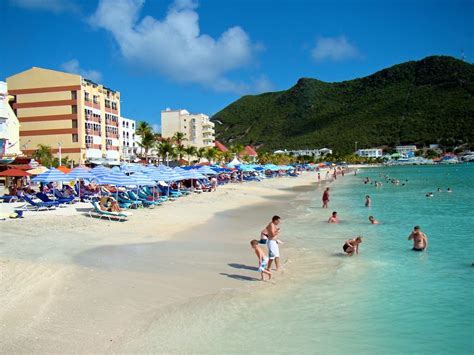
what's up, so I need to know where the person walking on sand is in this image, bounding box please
[322,187,330,208]
[343,236,363,256]
[408,226,428,251]
[317,172,321,183]
[263,215,282,271]
[250,240,272,281]
[365,195,371,207]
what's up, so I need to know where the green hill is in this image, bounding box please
[212,56,474,153]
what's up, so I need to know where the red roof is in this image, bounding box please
[215,140,229,152]
[0,168,31,177]
[7,164,31,170]
[244,146,258,157]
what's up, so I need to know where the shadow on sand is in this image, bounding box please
[331,252,347,258]
[228,263,258,271]
[220,273,259,281]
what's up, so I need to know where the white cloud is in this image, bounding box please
[311,35,360,61]
[10,0,79,13]
[89,0,257,92]
[60,59,102,82]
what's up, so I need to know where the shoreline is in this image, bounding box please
[0,171,344,352]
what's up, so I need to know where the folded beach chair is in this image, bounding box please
[88,201,129,222]
[21,195,57,211]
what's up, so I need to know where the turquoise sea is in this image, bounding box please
[137,165,473,354]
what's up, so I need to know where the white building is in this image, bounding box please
[161,109,214,148]
[356,148,383,158]
[274,148,332,157]
[396,145,417,155]
[119,117,137,161]
[0,82,22,158]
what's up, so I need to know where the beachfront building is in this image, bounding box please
[395,145,417,157]
[161,109,215,148]
[0,82,22,159]
[274,148,333,158]
[356,148,383,158]
[119,117,137,162]
[6,67,121,165]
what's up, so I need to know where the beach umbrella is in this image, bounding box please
[91,165,111,179]
[97,170,134,186]
[31,168,71,183]
[26,166,49,175]
[129,171,156,186]
[198,166,218,175]
[66,167,96,200]
[0,168,31,177]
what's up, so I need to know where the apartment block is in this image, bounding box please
[356,148,383,158]
[7,67,121,164]
[119,116,137,161]
[0,82,22,157]
[161,109,214,148]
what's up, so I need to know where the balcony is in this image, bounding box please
[105,119,119,127]
[106,132,118,139]
[106,145,119,151]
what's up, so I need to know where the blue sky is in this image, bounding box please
[1,0,472,131]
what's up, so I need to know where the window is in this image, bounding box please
[93,95,99,104]
[72,105,77,114]
[105,99,111,108]
[71,91,77,100]
[84,92,90,101]
[72,120,78,128]
[72,134,78,142]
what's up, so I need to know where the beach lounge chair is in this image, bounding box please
[53,190,76,203]
[142,187,169,203]
[37,192,74,206]
[127,191,161,207]
[88,201,129,222]
[0,195,18,203]
[21,195,57,211]
[118,192,143,208]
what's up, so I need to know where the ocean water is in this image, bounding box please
[133,165,473,354]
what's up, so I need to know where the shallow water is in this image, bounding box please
[128,165,474,354]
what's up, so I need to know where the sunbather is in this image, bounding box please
[99,196,121,212]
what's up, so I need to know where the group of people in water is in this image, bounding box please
[249,170,434,280]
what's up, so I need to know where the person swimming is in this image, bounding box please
[328,211,339,224]
[368,216,379,224]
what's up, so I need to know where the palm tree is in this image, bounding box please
[137,130,155,163]
[136,121,152,137]
[32,144,54,167]
[203,147,218,164]
[183,146,198,165]
[196,147,207,162]
[156,140,176,164]
[172,132,187,160]
[229,144,245,156]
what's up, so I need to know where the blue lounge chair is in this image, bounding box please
[128,191,161,207]
[22,195,57,211]
[88,201,129,222]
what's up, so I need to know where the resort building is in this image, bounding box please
[356,148,383,158]
[395,145,417,157]
[6,67,121,165]
[274,148,332,157]
[161,109,215,148]
[0,82,22,158]
[119,116,137,162]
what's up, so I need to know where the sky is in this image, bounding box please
[1,0,472,132]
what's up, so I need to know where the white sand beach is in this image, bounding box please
[0,172,335,353]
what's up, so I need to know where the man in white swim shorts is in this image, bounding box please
[263,215,282,271]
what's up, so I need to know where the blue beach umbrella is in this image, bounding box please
[31,167,71,183]
[198,166,218,175]
[91,165,111,179]
[129,171,156,186]
[98,170,134,186]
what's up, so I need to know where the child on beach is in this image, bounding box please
[250,240,272,281]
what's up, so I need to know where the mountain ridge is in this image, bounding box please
[212,55,474,153]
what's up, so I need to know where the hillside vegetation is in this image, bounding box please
[212,56,474,153]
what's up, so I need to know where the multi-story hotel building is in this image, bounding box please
[356,148,383,158]
[0,82,22,158]
[161,109,215,148]
[6,67,121,164]
[119,116,137,161]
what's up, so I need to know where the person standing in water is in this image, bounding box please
[322,187,330,208]
[328,211,339,224]
[250,240,272,281]
[263,216,282,272]
[365,195,372,207]
[368,216,379,224]
[408,226,428,251]
[343,237,363,256]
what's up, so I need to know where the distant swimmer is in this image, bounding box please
[328,211,339,224]
[365,195,372,207]
[437,188,442,192]
[408,226,428,251]
[343,236,363,256]
[322,187,330,208]
[368,216,379,224]
[250,240,272,281]
[447,188,452,192]
[426,192,434,197]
